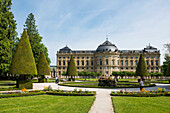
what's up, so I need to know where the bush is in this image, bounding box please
[38,78,47,83]
[0,92,46,98]
[17,80,32,89]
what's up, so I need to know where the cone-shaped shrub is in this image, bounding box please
[167,62,170,76]
[37,51,50,75]
[135,54,149,79]
[66,55,78,77]
[9,29,37,75]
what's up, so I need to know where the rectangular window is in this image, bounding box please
[126,60,128,66]
[112,60,114,65]
[121,57,123,59]
[59,61,61,65]
[106,71,108,74]
[77,57,79,59]
[91,61,93,65]
[86,60,89,65]
[91,57,93,59]
[136,57,138,59]
[100,56,102,59]
[59,71,61,75]
[82,67,84,69]
[100,60,102,65]
[100,67,102,69]
[113,56,114,58]
[91,67,93,69]
[63,61,65,65]
[117,60,119,65]
[135,60,138,65]
[77,61,79,66]
[106,56,108,58]
[131,57,133,59]
[130,60,133,66]
[126,57,128,59]
[151,60,153,65]
[82,60,84,65]
[155,60,158,65]
[63,57,65,59]
[121,60,123,66]
[146,60,149,65]
[87,57,89,59]
[106,60,108,65]
[63,67,65,69]
[106,67,108,69]
[82,57,84,59]
[59,57,61,59]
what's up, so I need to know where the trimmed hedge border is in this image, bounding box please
[58,83,156,88]
[0,92,46,98]
[110,93,165,97]
[46,91,96,96]
[0,90,96,98]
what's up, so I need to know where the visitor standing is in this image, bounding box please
[56,76,59,83]
[139,78,144,91]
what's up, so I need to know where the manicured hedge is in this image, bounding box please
[46,91,96,96]
[0,92,46,98]
[111,92,165,97]
[58,83,155,88]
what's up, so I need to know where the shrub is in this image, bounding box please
[135,54,149,79]
[9,29,37,75]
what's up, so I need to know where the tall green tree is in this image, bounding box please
[0,0,17,77]
[135,54,149,79]
[161,43,170,75]
[167,62,170,76]
[66,55,78,79]
[24,13,50,65]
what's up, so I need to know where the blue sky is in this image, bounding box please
[11,0,170,65]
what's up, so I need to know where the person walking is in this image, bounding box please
[55,76,59,83]
[139,78,144,91]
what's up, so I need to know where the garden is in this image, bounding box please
[112,96,170,113]
[0,95,95,113]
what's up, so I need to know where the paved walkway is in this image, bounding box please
[89,90,114,113]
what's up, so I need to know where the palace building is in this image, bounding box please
[56,39,160,76]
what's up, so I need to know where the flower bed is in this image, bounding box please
[111,88,167,97]
[0,86,96,98]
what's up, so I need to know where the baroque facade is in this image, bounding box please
[56,39,160,76]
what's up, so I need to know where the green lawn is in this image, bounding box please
[0,95,95,113]
[112,97,170,113]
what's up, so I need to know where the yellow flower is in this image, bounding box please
[44,86,47,89]
[79,89,82,91]
[21,88,27,92]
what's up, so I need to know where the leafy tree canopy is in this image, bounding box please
[24,13,50,65]
[0,0,17,76]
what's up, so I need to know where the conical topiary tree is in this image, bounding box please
[167,62,170,76]
[66,55,78,81]
[135,54,149,80]
[9,29,37,89]
[37,51,50,82]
